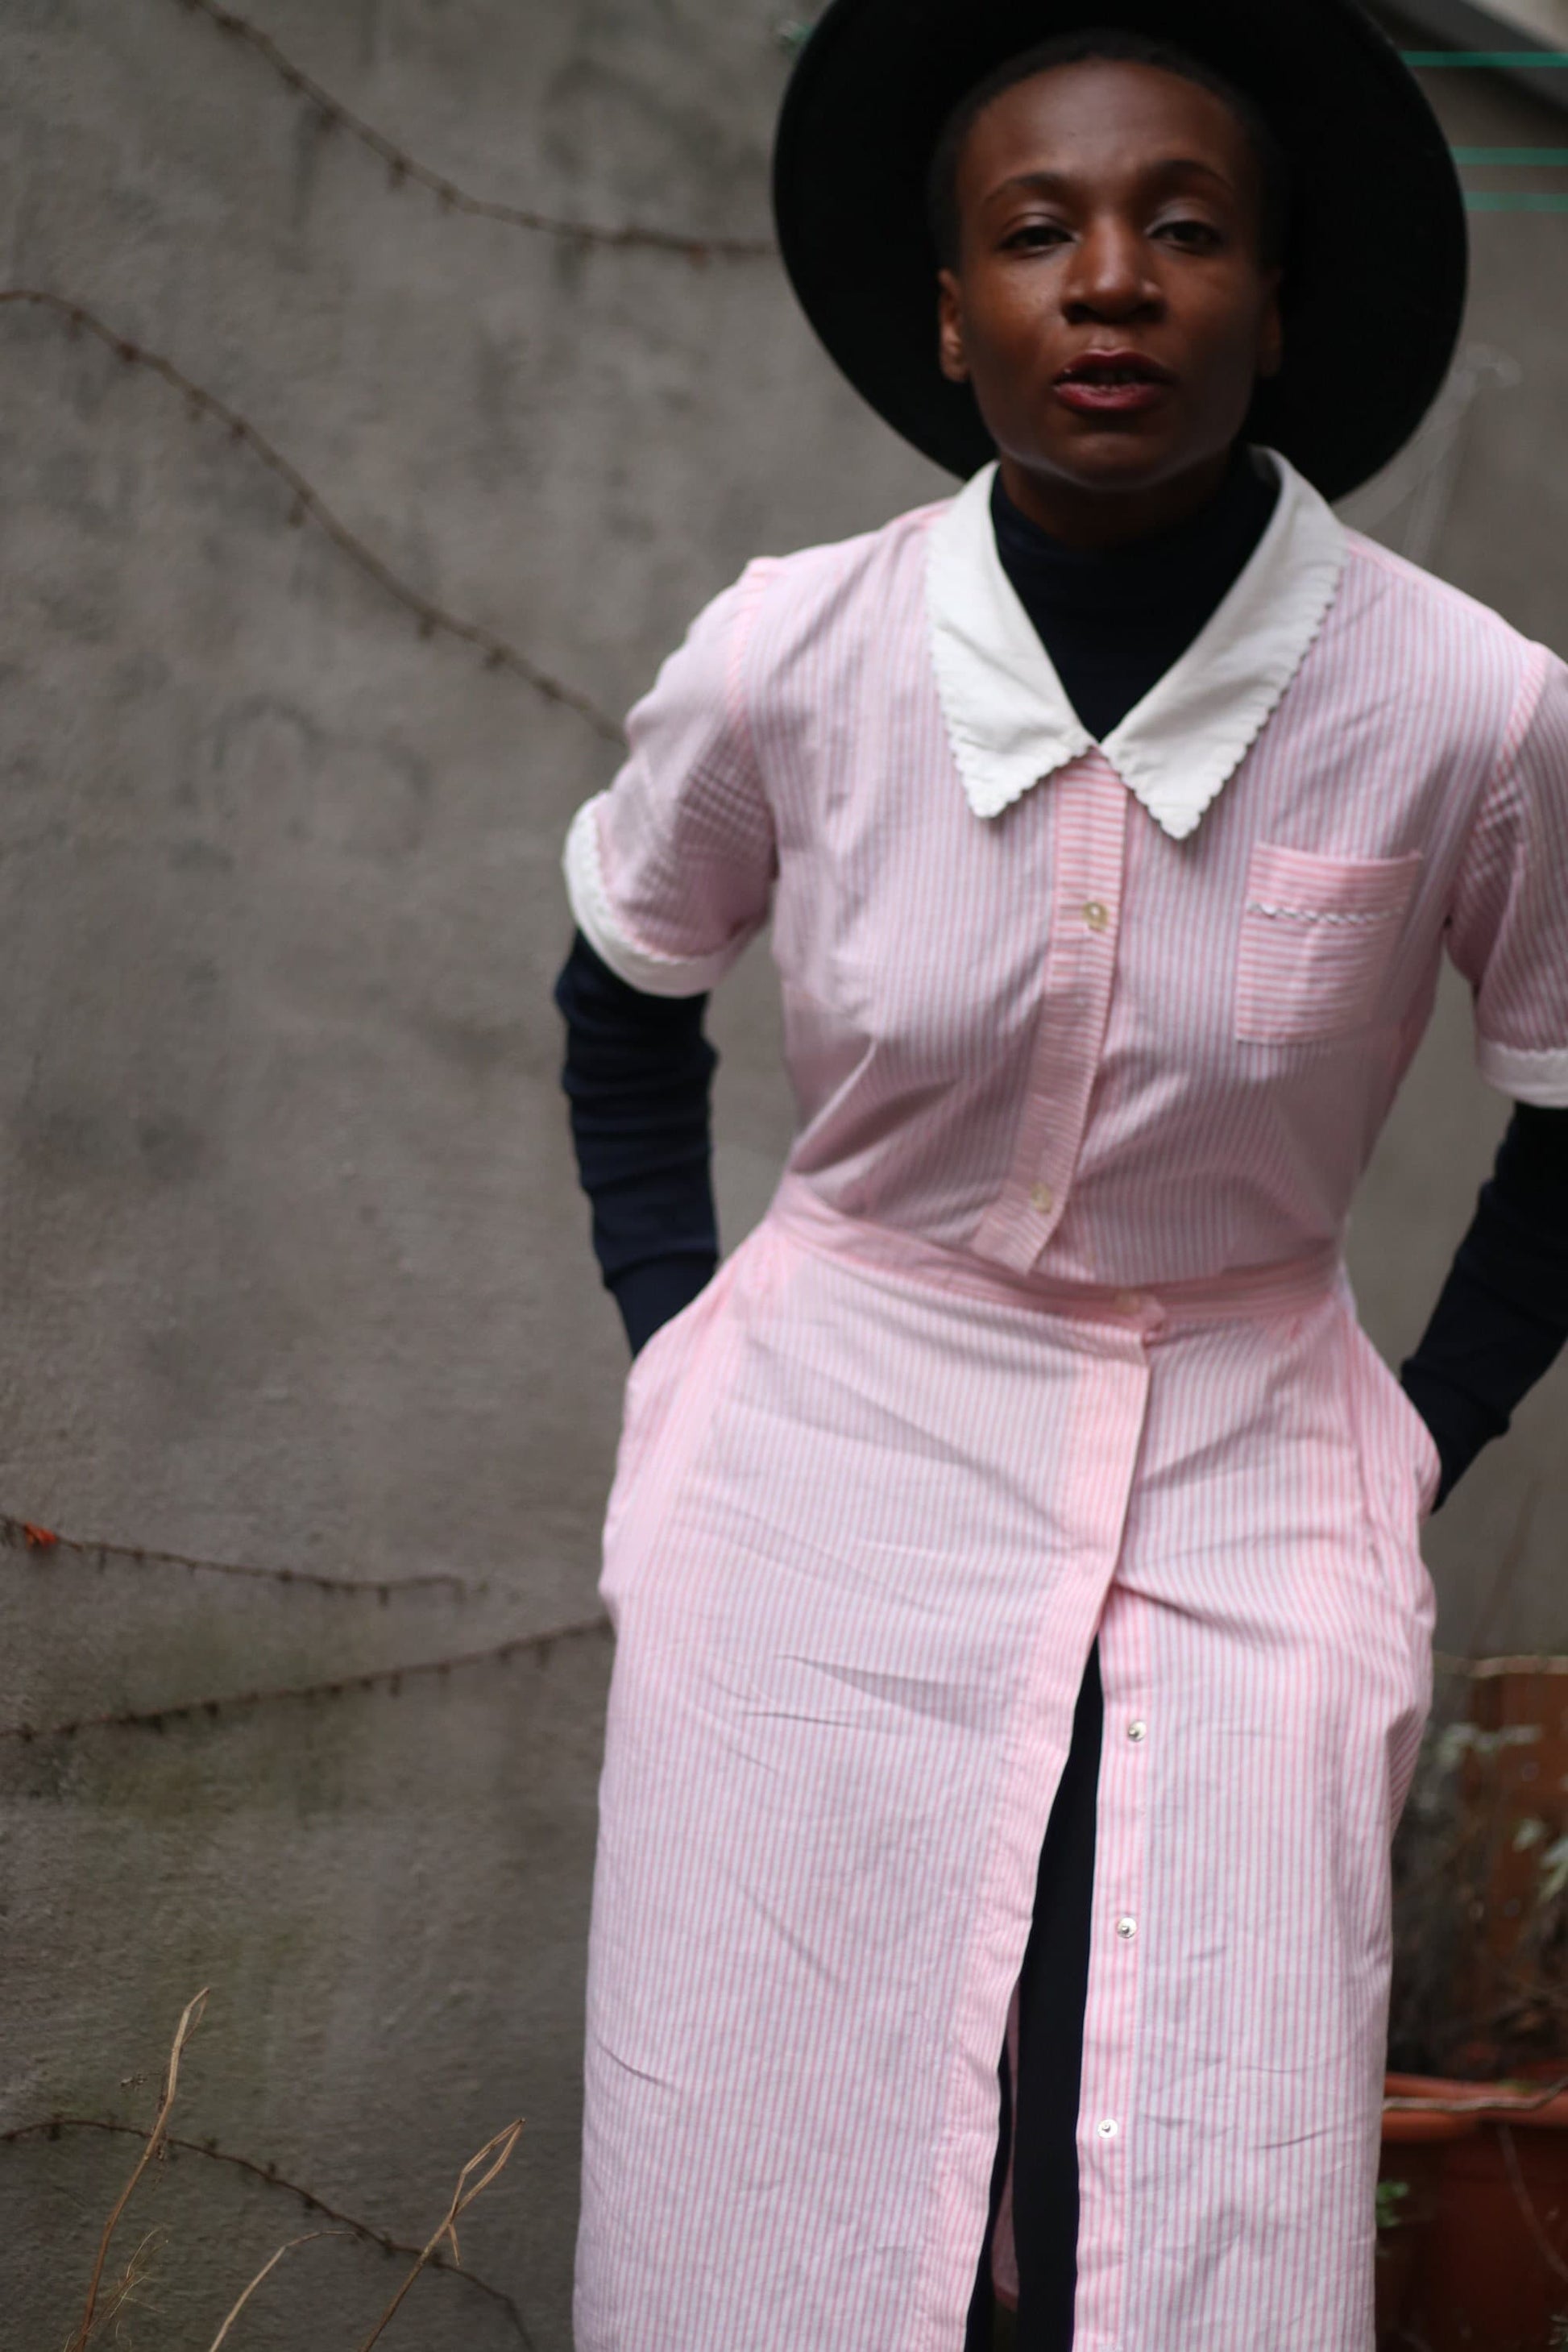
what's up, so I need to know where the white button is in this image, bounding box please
[1030,1182,1055,1213]
[1126,1719,1147,1743]
[1084,900,1110,932]
[1097,2117,1118,2139]
[1115,1915,1138,1940]
[1112,1289,1145,1317]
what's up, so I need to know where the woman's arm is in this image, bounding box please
[554,930,720,1356]
[1400,1103,1568,1507]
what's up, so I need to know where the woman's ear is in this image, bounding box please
[937,269,969,384]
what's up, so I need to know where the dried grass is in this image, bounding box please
[205,2230,347,2350]
[54,1990,525,2350]
[62,1988,208,2352]
[78,2227,166,2345]
[355,2120,525,2350]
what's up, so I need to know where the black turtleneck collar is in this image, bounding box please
[990,447,1280,743]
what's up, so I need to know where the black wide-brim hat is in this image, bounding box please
[773,0,1468,500]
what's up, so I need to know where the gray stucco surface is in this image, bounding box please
[0,4,1564,2342]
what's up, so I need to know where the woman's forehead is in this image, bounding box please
[963,60,1252,165]
[956,60,1256,201]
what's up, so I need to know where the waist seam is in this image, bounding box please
[767,1176,1342,1336]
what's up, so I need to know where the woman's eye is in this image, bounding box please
[1155,218,1222,251]
[1002,221,1070,252]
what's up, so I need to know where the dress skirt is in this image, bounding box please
[574,1179,1439,2352]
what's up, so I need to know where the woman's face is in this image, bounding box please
[937,59,1284,545]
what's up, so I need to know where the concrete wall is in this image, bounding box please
[0,4,1563,2343]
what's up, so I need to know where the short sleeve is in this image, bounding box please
[1448,646,1568,1107]
[563,564,776,998]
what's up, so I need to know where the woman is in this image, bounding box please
[555,6,1568,2346]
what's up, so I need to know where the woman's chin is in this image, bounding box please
[1009,429,1231,504]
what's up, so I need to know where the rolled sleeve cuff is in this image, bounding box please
[1477,1038,1568,1108]
[563,799,736,999]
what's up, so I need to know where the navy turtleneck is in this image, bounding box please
[989,446,1279,738]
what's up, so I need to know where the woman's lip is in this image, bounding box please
[1054,378,1172,415]
[1056,350,1175,384]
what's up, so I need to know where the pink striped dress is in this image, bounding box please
[562,452,1568,2351]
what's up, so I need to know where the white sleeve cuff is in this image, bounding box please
[562,798,736,998]
[1477,1036,1568,1107]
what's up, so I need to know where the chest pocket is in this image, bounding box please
[1234,842,1423,1045]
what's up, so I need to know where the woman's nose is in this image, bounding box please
[1060,223,1160,322]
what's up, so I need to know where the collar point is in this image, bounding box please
[960,759,1068,822]
[964,784,1024,823]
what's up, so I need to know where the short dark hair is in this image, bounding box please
[926,28,1292,272]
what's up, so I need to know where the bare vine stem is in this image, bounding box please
[0,288,624,743]
[1,1512,473,1602]
[169,0,776,259]
[0,1612,612,1744]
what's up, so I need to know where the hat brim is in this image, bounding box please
[773,0,1468,501]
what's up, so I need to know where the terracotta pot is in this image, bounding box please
[1466,1659,1568,1989]
[1378,2072,1568,2350]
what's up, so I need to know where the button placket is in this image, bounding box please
[973,759,1129,1271]
[1074,1599,1151,2339]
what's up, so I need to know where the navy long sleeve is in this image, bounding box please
[554,932,718,1355]
[1400,1102,1568,1504]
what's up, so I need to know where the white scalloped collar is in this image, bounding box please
[923,449,1346,841]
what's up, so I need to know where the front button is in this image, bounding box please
[1116,1915,1138,1940]
[1112,1288,1146,1317]
[1030,1182,1056,1213]
[1084,900,1110,932]
[1126,1719,1147,1744]
[1097,2118,1119,2139]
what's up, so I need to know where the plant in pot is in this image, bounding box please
[1379,1656,1568,2352]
